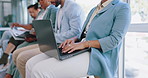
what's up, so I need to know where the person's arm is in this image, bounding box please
[11,23,33,30]
[55,4,84,43]
[62,3,131,53]
[98,3,131,52]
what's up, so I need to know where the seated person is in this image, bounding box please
[0,3,40,78]
[26,0,131,78]
[5,1,58,78]
[11,0,84,78]
[0,3,40,67]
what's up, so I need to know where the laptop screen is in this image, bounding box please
[33,20,58,53]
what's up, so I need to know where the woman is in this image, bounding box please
[26,0,131,78]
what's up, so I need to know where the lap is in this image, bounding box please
[13,44,39,61]
[17,48,42,62]
[31,52,90,78]
[26,52,50,69]
[17,41,37,49]
[14,44,38,54]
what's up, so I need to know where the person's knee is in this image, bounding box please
[2,39,9,45]
[12,50,19,63]
[30,63,43,78]
[26,56,35,71]
[12,47,25,63]
[26,59,31,70]
[2,40,9,51]
[16,52,28,67]
[31,64,54,78]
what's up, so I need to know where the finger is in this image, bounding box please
[59,40,67,48]
[68,48,76,53]
[62,40,69,48]
[59,43,64,48]
[63,45,73,53]
[70,40,75,44]
[62,44,67,51]
[61,42,67,48]
[67,40,72,44]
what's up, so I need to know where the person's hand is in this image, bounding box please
[59,37,78,48]
[62,42,87,53]
[11,23,21,28]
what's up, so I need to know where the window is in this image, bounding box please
[3,3,12,16]
[11,0,37,24]
[125,0,148,78]
[0,1,12,26]
[130,0,148,24]
[0,0,12,38]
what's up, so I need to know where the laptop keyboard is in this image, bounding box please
[58,48,71,56]
[58,48,90,60]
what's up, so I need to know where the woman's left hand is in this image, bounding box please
[62,42,87,53]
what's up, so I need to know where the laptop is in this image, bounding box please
[33,20,89,60]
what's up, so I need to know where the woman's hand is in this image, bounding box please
[59,37,78,48]
[62,40,101,53]
[62,42,88,53]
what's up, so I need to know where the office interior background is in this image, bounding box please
[0,0,148,78]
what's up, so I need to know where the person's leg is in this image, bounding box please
[13,44,38,64]
[3,45,38,78]
[2,40,9,52]
[5,43,16,55]
[16,47,41,78]
[5,61,16,77]
[0,31,12,46]
[4,42,37,78]
[13,68,22,78]
[26,53,52,78]
[0,43,15,65]
[0,37,24,65]
[27,52,90,78]
[5,61,22,78]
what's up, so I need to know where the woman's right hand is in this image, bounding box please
[59,37,78,48]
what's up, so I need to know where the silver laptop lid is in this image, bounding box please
[33,20,89,61]
[33,20,59,59]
